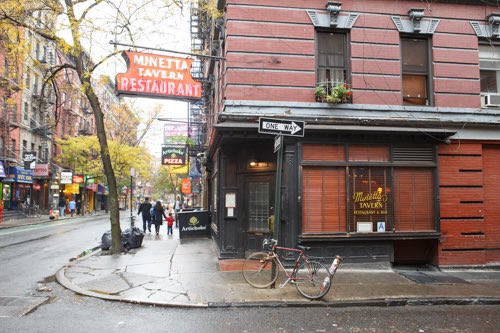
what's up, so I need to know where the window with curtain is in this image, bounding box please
[401,37,430,106]
[317,32,347,92]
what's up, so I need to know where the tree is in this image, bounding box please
[0,0,185,253]
[152,165,185,201]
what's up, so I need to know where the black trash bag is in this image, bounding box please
[101,230,112,250]
[121,227,144,250]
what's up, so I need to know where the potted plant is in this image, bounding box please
[326,83,351,104]
[314,85,327,102]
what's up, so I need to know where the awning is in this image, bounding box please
[0,161,5,178]
[214,121,455,139]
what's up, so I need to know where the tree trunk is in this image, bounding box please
[65,0,121,253]
[84,84,122,254]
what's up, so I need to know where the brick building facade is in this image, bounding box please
[194,0,500,267]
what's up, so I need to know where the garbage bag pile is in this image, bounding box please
[101,227,144,250]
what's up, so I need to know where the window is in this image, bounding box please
[23,102,29,121]
[301,144,436,234]
[317,32,348,91]
[248,182,269,232]
[479,45,500,93]
[348,167,392,232]
[22,140,27,153]
[303,167,346,233]
[25,70,31,88]
[401,38,430,106]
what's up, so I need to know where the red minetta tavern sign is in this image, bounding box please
[115,51,202,100]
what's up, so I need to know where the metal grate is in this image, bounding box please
[392,146,434,163]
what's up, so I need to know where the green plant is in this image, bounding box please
[315,83,351,103]
[328,83,351,103]
[314,85,327,102]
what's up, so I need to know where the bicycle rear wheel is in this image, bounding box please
[294,260,331,299]
[242,252,279,288]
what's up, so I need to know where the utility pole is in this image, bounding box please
[130,167,135,227]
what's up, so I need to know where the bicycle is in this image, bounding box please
[242,238,341,300]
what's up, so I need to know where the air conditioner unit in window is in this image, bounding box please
[482,93,500,107]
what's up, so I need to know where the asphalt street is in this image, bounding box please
[0,214,499,332]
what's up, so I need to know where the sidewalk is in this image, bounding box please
[0,211,106,229]
[57,227,500,308]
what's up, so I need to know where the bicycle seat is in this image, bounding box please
[297,245,311,251]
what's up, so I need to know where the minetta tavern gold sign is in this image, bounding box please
[352,189,388,216]
[116,51,202,100]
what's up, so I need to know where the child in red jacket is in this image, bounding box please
[166,213,175,235]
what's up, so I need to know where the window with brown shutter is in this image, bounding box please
[302,167,346,233]
[348,145,390,162]
[302,144,345,162]
[393,168,435,231]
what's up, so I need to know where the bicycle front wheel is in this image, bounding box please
[295,260,331,300]
[242,252,279,288]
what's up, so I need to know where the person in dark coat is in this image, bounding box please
[137,198,153,233]
[151,201,167,235]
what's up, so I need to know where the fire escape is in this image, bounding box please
[0,58,21,165]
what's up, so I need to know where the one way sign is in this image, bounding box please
[258,117,305,137]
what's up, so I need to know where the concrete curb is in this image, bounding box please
[56,241,500,309]
[0,212,107,230]
[56,250,500,309]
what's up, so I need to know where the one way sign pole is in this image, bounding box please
[258,117,305,137]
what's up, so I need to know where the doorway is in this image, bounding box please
[242,174,274,253]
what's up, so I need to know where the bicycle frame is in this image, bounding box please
[265,245,313,288]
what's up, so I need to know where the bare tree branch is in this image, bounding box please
[78,0,104,24]
[89,48,123,73]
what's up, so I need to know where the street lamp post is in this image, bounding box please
[130,167,135,227]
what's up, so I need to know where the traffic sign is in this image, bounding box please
[258,117,305,137]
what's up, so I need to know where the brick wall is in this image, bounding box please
[438,142,500,266]
[223,0,493,106]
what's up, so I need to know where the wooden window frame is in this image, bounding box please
[401,36,432,106]
[300,143,437,235]
[316,31,350,93]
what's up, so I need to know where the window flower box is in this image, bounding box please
[315,83,351,104]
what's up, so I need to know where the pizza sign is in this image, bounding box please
[161,146,186,165]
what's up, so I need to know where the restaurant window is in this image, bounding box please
[317,32,348,92]
[301,144,436,234]
[393,168,435,231]
[401,37,430,106]
[348,167,392,232]
[302,167,346,233]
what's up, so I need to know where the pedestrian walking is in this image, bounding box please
[137,197,153,233]
[68,199,76,217]
[58,197,66,217]
[174,195,181,228]
[151,201,167,235]
[166,213,174,235]
[76,200,82,215]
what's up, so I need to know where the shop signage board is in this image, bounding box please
[178,210,211,238]
[161,146,186,165]
[164,124,188,144]
[258,117,305,137]
[116,51,202,100]
[0,161,5,178]
[22,151,37,170]
[60,171,73,184]
[73,175,85,184]
[34,164,49,177]
[181,178,191,194]
[8,167,33,184]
